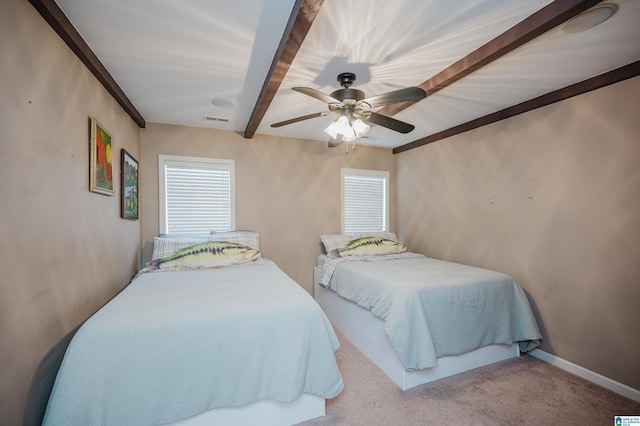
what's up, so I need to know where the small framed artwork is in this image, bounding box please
[120,149,139,220]
[89,116,114,195]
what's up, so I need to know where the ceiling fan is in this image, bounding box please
[271,72,426,147]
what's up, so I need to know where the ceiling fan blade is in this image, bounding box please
[292,87,342,104]
[328,139,344,148]
[363,112,415,134]
[271,112,328,128]
[360,86,426,108]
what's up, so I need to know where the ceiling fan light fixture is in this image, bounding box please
[324,114,368,142]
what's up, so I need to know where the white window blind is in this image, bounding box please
[158,155,234,234]
[342,168,389,234]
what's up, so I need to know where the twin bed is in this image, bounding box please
[43,232,343,426]
[44,230,542,425]
[313,233,542,390]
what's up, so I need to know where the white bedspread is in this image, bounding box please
[320,254,541,370]
[43,261,343,426]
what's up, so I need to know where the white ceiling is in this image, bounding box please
[55,0,640,149]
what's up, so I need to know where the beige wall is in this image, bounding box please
[0,1,141,424]
[396,76,640,390]
[3,0,637,423]
[140,123,396,294]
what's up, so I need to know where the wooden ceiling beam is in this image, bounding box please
[393,60,640,154]
[28,0,146,128]
[243,0,324,139]
[379,0,602,118]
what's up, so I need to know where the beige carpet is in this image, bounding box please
[300,330,639,426]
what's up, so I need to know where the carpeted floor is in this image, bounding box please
[300,330,640,426]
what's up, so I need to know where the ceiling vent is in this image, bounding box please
[203,116,230,123]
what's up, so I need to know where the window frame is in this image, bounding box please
[158,154,235,235]
[341,168,390,234]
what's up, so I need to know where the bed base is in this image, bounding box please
[314,267,519,391]
[170,394,325,426]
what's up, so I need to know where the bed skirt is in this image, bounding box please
[170,394,325,426]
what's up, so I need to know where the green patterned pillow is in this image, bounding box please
[321,233,401,258]
[154,241,261,269]
[320,234,359,257]
[151,236,212,261]
[209,230,260,250]
[336,237,406,258]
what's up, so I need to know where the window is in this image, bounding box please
[341,168,389,234]
[158,155,234,235]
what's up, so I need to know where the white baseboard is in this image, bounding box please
[529,349,640,403]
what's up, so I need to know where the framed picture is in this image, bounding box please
[120,149,139,220]
[89,117,114,195]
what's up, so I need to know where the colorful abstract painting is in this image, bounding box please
[89,117,114,195]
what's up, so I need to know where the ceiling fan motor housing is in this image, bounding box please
[333,73,364,104]
[330,88,365,103]
[337,72,356,88]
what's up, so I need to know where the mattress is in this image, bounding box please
[317,254,541,370]
[43,261,343,426]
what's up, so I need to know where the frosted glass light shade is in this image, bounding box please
[352,118,370,138]
[335,115,350,133]
[342,126,356,142]
[324,120,340,139]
